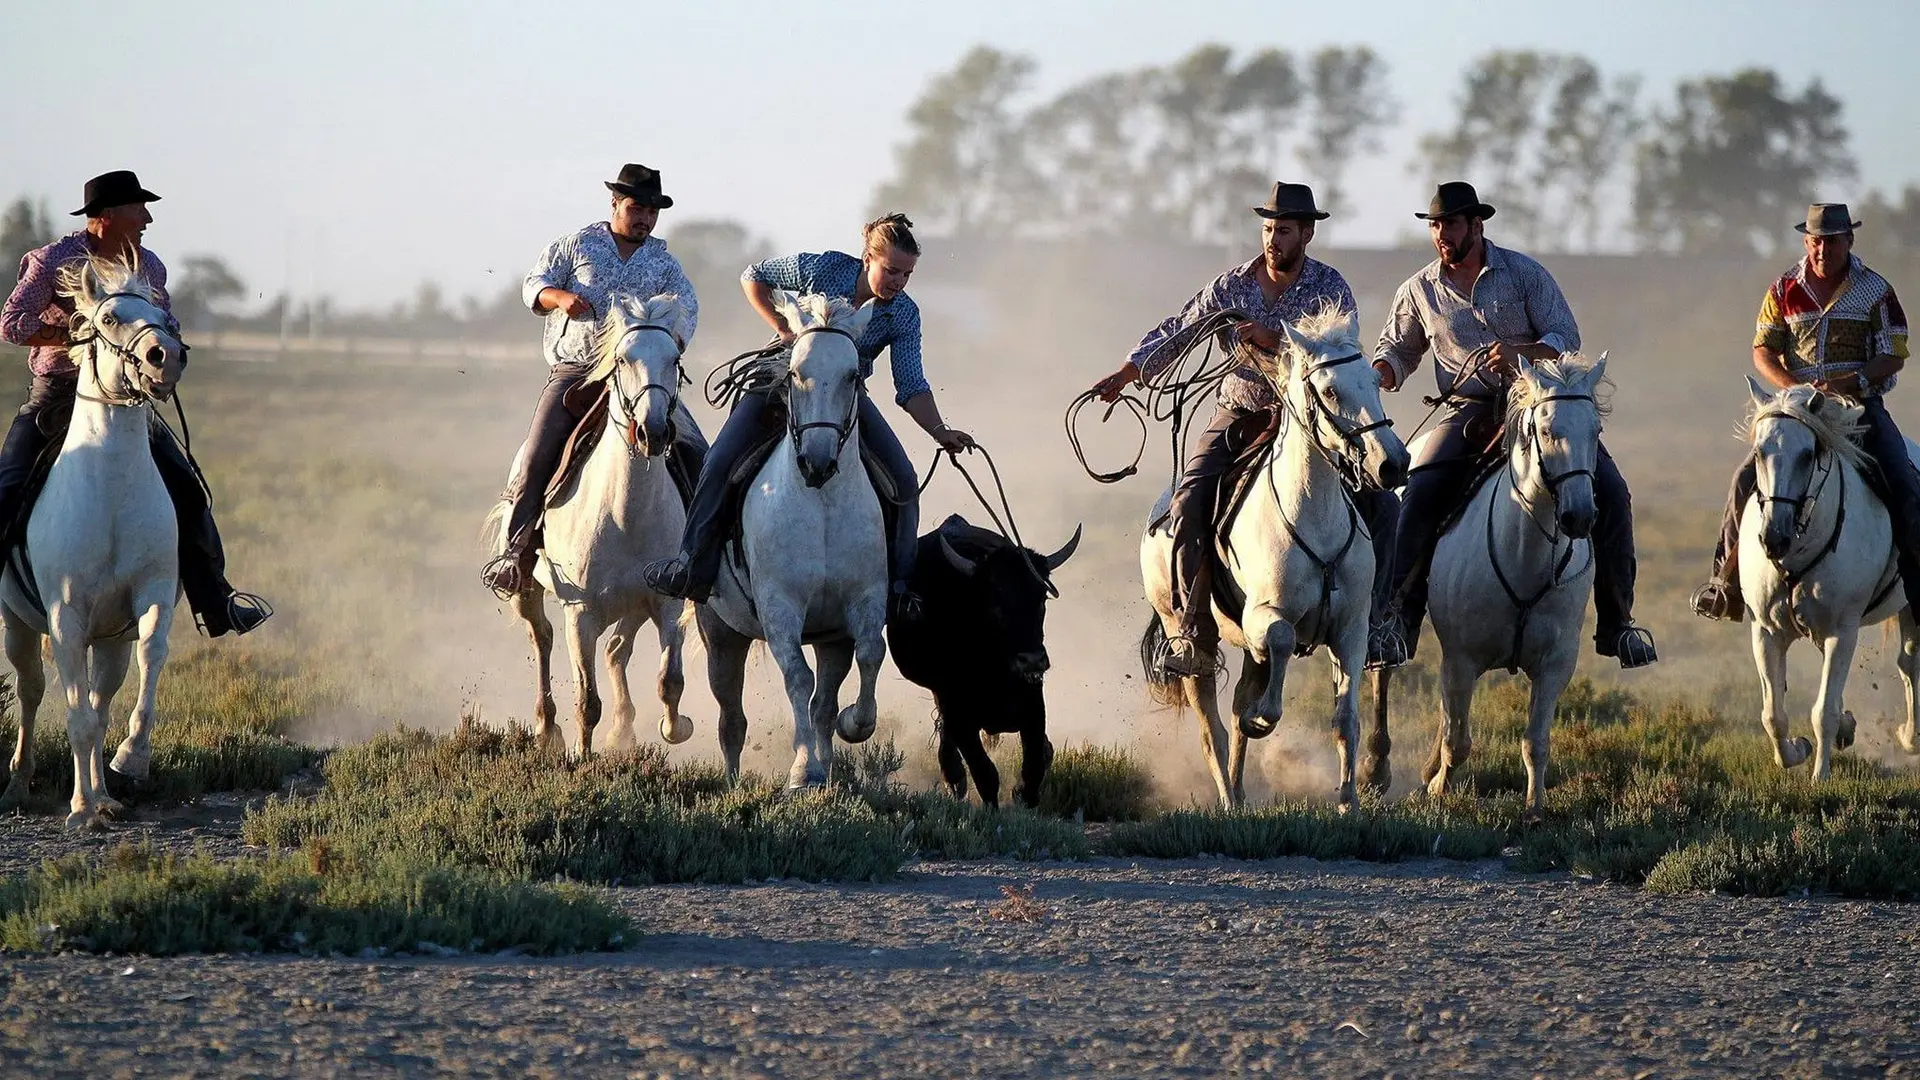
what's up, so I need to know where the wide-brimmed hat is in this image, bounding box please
[605,163,673,208]
[70,170,161,217]
[1794,203,1861,236]
[1253,181,1329,221]
[1415,181,1496,221]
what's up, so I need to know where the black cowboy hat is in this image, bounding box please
[1795,203,1862,236]
[70,170,161,217]
[1253,181,1330,221]
[1415,180,1496,221]
[605,163,674,209]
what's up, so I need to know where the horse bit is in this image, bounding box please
[69,291,188,407]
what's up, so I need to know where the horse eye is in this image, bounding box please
[99,313,116,327]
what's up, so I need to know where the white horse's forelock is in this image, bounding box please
[57,254,158,315]
[1258,301,1360,387]
[589,293,685,382]
[1505,352,1614,438]
[1742,383,1870,470]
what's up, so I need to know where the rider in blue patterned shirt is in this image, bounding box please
[1090,182,1395,678]
[484,164,703,596]
[645,214,973,616]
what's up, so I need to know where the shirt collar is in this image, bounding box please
[1792,252,1861,288]
[1234,254,1322,294]
[1422,239,1507,283]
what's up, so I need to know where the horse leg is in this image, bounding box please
[1329,624,1365,813]
[761,607,823,789]
[1240,603,1295,738]
[1361,666,1394,795]
[1752,621,1809,768]
[1426,650,1477,797]
[810,640,855,784]
[110,589,174,789]
[600,614,639,754]
[563,606,605,758]
[1897,606,1920,754]
[1520,665,1573,824]
[1226,664,1254,806]
[46,606,104,830]
[1,618,45,811]
[1810,626,1860,782]
[651,599,693,745]
[1185,670,1236,809]
[514,585,561,755]
[86,640,133,817]
[835,618,886,745]
[698,607,752,784]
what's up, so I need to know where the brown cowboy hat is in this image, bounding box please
[1794,203,1861,236]
[1253,181,1329,221]
[70,170,161,217]
[1415,181,1496,221]
[605,163,673,208]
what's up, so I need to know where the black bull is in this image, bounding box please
[887,515,1082,808]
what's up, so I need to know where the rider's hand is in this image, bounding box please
[774,319,797,346]
[545,289,592,319]
[1486,341,1519,372]
[931,425,975,453]
[1814,372,1870,398]
[1372,360,1400,391]
[1093,362,1140,403]
[1237,322,1282,354]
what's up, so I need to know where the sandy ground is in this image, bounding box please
[3,803,1917,1078]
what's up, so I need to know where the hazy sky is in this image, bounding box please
[6,0,1915,309]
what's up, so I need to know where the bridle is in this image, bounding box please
[608,322,687,456]
[1513,392,1598,514]
[1750,410,1838,542]
[785,325,860,460]
[68,291,186,407]
[1482,387,1600,673]
[1283,351,1395,491]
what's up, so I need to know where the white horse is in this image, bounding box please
[0,256,186,828]
[1739,378,1918,780]
[484,293,698,756]
[1372,354,1609,822]
[1141,306,1409,810]
[698,292,887,788]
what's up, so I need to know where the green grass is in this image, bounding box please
[0,845,629,956]
[1036,743,1157,822]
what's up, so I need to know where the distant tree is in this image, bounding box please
[1859,185,1920,263]
[665,218,775,287]
[1,197,55,284]
[1023,70,1161,237]
[412,279,449,324]
[871,46,1039,236]
[1633,69,1855,256]
[1417,50,1565,245]
[171,254,246,332]
[1298,46,1397,220]
[1533,59,1642,252]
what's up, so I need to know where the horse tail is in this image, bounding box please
[478,500,512,557]
[1140,617,1183,708]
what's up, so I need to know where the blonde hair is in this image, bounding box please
[861,212,920,258]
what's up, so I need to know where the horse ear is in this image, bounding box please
[1586,351,1608,388]
[772,289,809,333]
[1745,374,1773,407]
[1515,353,1536,380]
[839,299,877,341]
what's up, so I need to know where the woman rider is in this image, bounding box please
[644,213,973,616]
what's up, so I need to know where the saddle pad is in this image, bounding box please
[542,385,701,514]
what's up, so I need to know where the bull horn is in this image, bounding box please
[938,533,978,576]
[1042,524,1083,572]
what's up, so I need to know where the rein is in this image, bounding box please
[1066,307,1250,485]
[69,291,188,409]
[1751,410,1851,629]
[1483,389,1599,673]
[1282,351,1395,492]
[608,322,687,456]
[784,326,861,460]
[917,440,1058,598]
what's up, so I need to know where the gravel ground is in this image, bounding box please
[3,809,1918,1078]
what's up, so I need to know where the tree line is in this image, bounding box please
[874,45,1915,259]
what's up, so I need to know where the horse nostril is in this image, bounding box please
[145,346,165,366]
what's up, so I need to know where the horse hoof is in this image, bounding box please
[64,810,107,831]
[1780,736,1813,769]
[1835,711,1857,751]
[660,714,694,746]
[98,796,126,818]
[1899,725,1919,755]
[1336,785,1358,815]
[109,744,151,782]
[1360,756,1392,795]
[1521,806,1546,826]
[0,778,29,813]
[835,707,876,744]
[1238,714,1278,740]
[104,767,147,802]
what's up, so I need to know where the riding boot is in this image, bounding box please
[1165,563,1219,678]
[1590,444,1657,667]
[0,410,52,547]
[1858,398,1920,615]
[1355,487,1408,668]
[484,363,590,596]
[1690,456,1757,621]
[149,421,271,637]
[856,395,924,621]
[645,389,780,600]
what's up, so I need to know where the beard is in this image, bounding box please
[1266,248,1303,275]
[1438,233,1478,268]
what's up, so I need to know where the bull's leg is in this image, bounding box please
[1,617,45,811]
[1425,648,1477,797]
[47,605,105,830]
[1329,622,1365,813]
[85,639,133,817]
[1897,607,1919,754]
[1185,670,1237,810]
[937,723,969,801]
[514,584,561,755]
[698,607,752,784]
[1361,667,1394,795]
[1810,626,1860,782]
[1752,621,1809,768]
[563,605,605,758]
[955,726,1001,808]
[601,613,640,754]
[1240,602,1295,738]
[1014,725,1054,810]
[652,598,692,745]
[810,639,855,782]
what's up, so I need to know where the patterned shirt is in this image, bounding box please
[742,250,931,405]
[1755,253,1908,394]
[1128,256,1357,412]
[3,232,177,378]
[1374,241,1581,399]
[523,223,698,368]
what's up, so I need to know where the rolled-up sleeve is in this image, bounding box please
[1754,283,1791,354]
[1,247,57,346]
[522,235,571,313]
[658,251,700,346]
[1128,275,1231,382]
[1373,279,1429,388]
[886,302,931,405]
[1873,284,1909,361]
[742,252,813,291]
[1520,261,1580,356]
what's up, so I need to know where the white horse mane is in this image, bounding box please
[1505,352,1614,434]
[589,292,685,381]
[56,254,158,315]
[786,293,863,331]
[1742,383,1870,469]
[1251,301,1360,388]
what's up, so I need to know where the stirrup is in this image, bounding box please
[1160,633,1218,679]
[224,591,273,636]
[1688,580,1741,622]
[481,553,534,600]
[1365,613,1409,671]
[1602,625,1659,669]
[642,557,693,599]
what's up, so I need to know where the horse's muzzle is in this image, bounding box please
[799,458,839,488]
[1559,508,1595,539]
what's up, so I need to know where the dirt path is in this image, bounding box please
[4,851,1915,1077]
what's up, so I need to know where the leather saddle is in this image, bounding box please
[541,380,701,513]
[1147,409,1285,623]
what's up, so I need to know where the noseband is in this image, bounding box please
[69,291,187,406]
[610,322,686,455]
[1518,393,1597,499]
[786,325,861,459]
[1750,410,1837,539]
[1287,352,1395,489]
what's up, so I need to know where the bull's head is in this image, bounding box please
[936,525,1081,684]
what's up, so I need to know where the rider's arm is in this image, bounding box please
[1517,258,1580,359]
[1861,284,1911,387]
[888,303,969,450]
[1752,281,1801,390]
[1,245,66,348]
[1372,278,1428,391]
[523,235,577,315]
[740,253,819,341]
